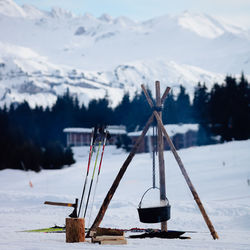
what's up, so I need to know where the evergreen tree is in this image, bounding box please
[127,89,152,131]
[1,74,249,171]
[232,73,250,139]
[209,74,250,141]
[50,89,79,142]
[63,147,75,166]
[113,92,131,126]
[42,141,65,169]
[162,90,178,124]
[87,95,113,127]
[176,85,192,123]
[76,103,88,128]
[192,83,209,123]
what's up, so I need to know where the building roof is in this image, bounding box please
[63,128,92,133]
[128,124,199,137]
[107,125,126,135]
[63,125,126,135]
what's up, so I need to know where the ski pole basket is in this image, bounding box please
[137,187,171,223]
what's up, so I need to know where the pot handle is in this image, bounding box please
[138,187,169,208]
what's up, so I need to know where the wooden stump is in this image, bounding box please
[66,218,85,243]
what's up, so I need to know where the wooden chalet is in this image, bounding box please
[128,124,198,153]
[63,126,126,147]
[63,124,198,152]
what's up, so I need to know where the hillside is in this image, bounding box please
[0,0,250,107]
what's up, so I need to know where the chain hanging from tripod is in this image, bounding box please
[152,119,158,189]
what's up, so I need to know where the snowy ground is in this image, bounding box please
[0,140,250,249]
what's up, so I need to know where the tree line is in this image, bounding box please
[0,73,249,171]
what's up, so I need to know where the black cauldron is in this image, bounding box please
[137,187,171,223]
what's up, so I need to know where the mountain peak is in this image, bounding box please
[176,11,224,38]
[99,13,113,23]
[0,0,26,18]
[22,4,45,19]
[49,7,73,19]
[176,11,243,38]
[114,16,135,27]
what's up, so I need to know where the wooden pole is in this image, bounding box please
[141,85,219,240]
[155,81,167,232]
[88,114,154,235]
[161,87,171,104]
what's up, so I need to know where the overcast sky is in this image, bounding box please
[14,0,250,28]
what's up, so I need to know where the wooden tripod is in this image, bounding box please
[89,81,219,240]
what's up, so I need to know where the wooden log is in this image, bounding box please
[96,227,124,236]
[155,81,167,232]
[65,218,85,243]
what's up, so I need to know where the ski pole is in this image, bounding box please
[77,127,97,218]
[88,132,108,226]
[83,140,102,218]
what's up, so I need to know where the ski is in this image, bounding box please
[21,225,197,234]
[20,226,65,233]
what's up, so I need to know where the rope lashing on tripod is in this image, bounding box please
[152,105,163,112]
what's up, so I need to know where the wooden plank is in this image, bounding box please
[94,235,125,241]
[88,114,154,236]
[99,239,127,245]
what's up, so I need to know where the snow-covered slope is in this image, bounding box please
[0,140,250,249]
[0,0,26,18]
[0,0,249,107]
[177,11,246,38]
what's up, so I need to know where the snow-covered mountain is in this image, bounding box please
[0,0,249,108]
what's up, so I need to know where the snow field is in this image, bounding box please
[0,140,250,249]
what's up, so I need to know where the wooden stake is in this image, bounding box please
[155,81,167,232]
[141,85,219,240]
[161,86,171,104]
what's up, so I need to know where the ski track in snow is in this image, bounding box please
[0,141,250,249]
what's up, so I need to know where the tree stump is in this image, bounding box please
[66,218,85,243]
